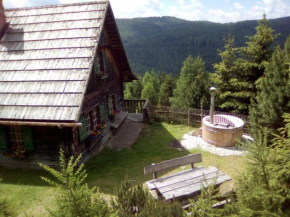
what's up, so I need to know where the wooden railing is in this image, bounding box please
[124,99,150,122]
[149,105,250,133]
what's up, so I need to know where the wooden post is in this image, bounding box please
[188,109,190,126]
[201,102,203,137]
[191,163,194,169]
[153,172,158,179]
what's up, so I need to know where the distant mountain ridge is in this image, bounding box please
[116,16,290,75]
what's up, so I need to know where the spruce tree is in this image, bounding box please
[141,82,158,105]
[141,71,159,105]
[231,14,278,114]
[171,55,209,108]
[159,74,176,107]
[213,35,240,112]
[124,76,143,99]
[234,132,285,216]
[250,36,290,139]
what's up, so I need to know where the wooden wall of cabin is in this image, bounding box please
[71,26,125,158]
[0,125,74,158]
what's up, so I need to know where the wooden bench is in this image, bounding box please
[144,154,202,179]
[144,154,231,200]
[110,111,128,129]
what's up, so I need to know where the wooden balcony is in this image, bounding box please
[124,99,150,122]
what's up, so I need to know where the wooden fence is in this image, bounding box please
[149,106,250,132]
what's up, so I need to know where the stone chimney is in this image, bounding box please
[0,0,7,33]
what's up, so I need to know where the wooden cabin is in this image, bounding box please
[0,0,138,167]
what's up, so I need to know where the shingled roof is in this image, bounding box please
[0,1,135,124]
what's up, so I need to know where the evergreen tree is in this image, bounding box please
[188,178,223,217]
[213,35,241,112]
[111,178,150,217]
[141,82,158,105]
[124,76,143,99]
[111,178,184,217]
[250,36,290,139]
[232,14,278,114]
[141,71,159,105]
[139,199,184,217]
[171,55,209,108]
[159,74,176,106]
[231,122,290,216]
[39,149,113,217]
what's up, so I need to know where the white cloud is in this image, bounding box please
[110,0,163,18]
[190,0,203,9]
[233,2,243,9]
[245,0,290,20]
[208,9,240,23]
[4,0,32,8]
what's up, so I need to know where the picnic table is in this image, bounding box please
[144,154,231,200]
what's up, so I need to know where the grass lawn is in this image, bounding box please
[0,122,245,216]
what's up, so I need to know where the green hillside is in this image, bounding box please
[116,16,290,75]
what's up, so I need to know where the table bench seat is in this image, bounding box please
[144,154,231,200]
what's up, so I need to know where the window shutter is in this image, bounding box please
[22,126,34,150]
[99,104,105,123]
[108,96,113,114]
[93,54,99,75]
[78,115,88,142]
[102,51,107,71]
[0,126,7,150]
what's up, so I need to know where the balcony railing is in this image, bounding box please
[124,99,150,122]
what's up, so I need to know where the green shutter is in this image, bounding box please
[0,126,7,150]
[102,51,107,71]
[93,54,99,75]
[78,115,88,142]
[99,104,105,123]
[22,126,34,150]
[108,97,113,114]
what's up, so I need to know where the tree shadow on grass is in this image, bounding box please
[0,166,52,187]
[85,122,193,195]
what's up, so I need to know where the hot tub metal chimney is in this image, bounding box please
[210,87,216,124]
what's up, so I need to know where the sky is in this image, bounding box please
[3,0,290,23]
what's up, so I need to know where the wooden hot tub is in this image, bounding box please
[202,115,244,147]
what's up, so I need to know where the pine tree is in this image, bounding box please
[111,178,184,217]
[171,55,209,108]
[159,74,176,106]
[232,129,290,216]
[232,14,278,114]
[271,114,290,214]
[250,36,290,139]
[111,178,150,217]
[124,77,143,99]
[188,177,223,217]
[213,35,241,112]
[39,149,113,217]
[141,71,159,105]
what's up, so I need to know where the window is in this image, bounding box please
[1,126,34,151]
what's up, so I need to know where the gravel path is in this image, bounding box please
[180,133,249,157]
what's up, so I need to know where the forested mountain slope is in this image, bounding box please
[116,16,290,75]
